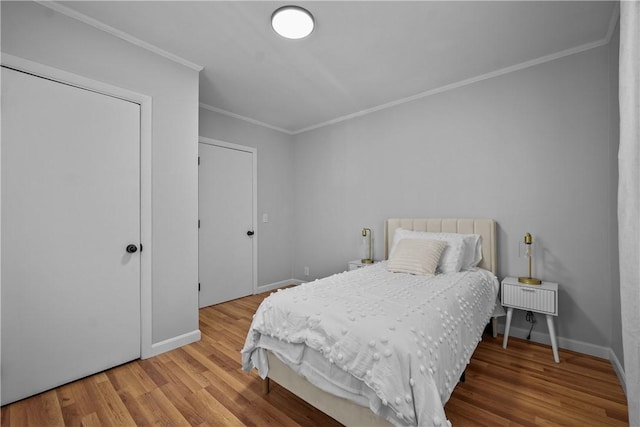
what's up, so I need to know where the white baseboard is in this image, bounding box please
[609,348,627,396]
[498,324,627,394]
[257,279,304,293]
[497,324,610,359]
[143,329,201,359]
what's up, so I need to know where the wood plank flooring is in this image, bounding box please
[2,290,628,426]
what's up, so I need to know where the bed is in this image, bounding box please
[242,218,499,426]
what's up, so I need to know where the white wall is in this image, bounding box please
[1,1,200,346]
[199,109,295,288]
[292,45,618,352]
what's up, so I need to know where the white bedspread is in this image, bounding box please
[241,262,499,426]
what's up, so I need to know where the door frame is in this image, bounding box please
[198,136,258,296]
[0,53,155,358]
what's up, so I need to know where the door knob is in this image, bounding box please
[247,231,255,236]
[126,244,138,253]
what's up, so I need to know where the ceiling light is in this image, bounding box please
[271,6,314,40]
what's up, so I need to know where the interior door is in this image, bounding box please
[1,67,141,405]
[199,142,254,307]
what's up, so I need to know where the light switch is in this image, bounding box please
[262,213,269,223]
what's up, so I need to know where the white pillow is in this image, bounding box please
[460,234,483,270]
[389,229,482,273]
[389,228,466,273]
[387,239,447,276]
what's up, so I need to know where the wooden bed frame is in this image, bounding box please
[262,218,497,426]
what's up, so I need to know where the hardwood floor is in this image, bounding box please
[2,290,628,426]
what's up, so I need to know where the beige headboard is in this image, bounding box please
[384,218,497,274]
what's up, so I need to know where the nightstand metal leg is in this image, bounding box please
[546,314,560,363]
[502,307,513,349]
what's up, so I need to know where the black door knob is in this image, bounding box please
[126,244,138,253]
[247,231,255,236]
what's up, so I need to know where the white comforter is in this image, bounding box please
[241,262,499,426]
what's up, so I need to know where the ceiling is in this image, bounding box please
[57,1,617,134]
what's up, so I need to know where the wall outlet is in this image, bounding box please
[304,266,309,276]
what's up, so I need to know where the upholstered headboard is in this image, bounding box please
[384,218,497,274]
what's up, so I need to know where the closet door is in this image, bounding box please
[198,142,255,307]
[1,67,141,404]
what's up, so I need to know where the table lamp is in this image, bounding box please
[361,228,373,264]
[519,232,541,284]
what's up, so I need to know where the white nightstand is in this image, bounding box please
[501,276,559,363]
[348,260,377,271]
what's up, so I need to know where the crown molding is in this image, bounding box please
[605,1,620,44]
[199,103,294,135]
[41,0,619,136]
[293,3,620,135]
[36,1,203,72]
[291,36,612,135]
[206,28,618,136]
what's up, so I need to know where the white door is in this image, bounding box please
[198,142,255,307]
[1,67,141,405]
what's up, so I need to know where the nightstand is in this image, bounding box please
[348,260,377,271]
[501,276,559,363]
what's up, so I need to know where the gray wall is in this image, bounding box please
[292,46,618,352]
[199,109,295,287]
[1,1,200,345]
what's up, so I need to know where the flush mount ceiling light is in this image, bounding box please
[271,6,314,39]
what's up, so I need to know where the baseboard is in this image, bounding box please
[257,279,304,293]
[144,329,201,359]
[609,348,627,396]
[497,324,610,359]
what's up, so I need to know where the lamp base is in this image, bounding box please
[361,258,373,264]
[518,276,542,285]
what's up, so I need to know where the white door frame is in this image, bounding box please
[0,53,155,358]
[198,136,258,295]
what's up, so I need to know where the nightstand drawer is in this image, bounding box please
[502,283,556,314]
